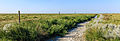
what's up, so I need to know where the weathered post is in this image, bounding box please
[18,11,20,24]
[59,11,60,15]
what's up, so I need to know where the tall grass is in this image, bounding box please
[0,15,95,41]
[85,14,120,41]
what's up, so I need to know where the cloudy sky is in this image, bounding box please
[0,0,120,13]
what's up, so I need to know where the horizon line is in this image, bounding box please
[0,13,120,14]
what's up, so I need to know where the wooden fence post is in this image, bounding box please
[59,11,60,15]
[18,11,20,24]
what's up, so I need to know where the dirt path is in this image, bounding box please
[93,14,103,24]
[48,15,98,41]
[56,22,89,41]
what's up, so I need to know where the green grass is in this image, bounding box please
[86,27,120,41]
[85,14,120,41]
[0,14,96,41]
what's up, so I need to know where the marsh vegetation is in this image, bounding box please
[0,14,95,41]
[85,14,120,41]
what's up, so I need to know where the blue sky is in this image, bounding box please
[0,0,120,13]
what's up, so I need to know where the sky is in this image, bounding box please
[0,0,120,13]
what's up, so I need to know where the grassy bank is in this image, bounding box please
[85,14,120,41]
